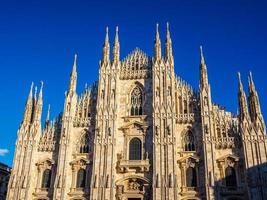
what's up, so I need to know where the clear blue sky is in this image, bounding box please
[0,0,266,166]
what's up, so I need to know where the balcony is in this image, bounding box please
[180,186,198,196]
[117,159,150,173]
[176,113,195,123]
[215,137,238,149]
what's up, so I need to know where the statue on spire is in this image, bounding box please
[154,23,161,61]
[22,82,34,125]
[248,71,265,130]
[164,22,173,61]
[68,54,77,94]
[237,72,250,122]
[199,46,209,90]
[112,26,120,64]
[102,26,110,65]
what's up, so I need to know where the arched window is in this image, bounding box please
[225,166,237,187]
[130,86,143,116]
[186,167,197,187]
[184,131,195,151]
[79,133,90,153]
[76,169,86,188]
[41,169,52,188]
[129,138,142,160]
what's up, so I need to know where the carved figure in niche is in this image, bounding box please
[128,179,140,191]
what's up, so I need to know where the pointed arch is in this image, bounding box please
[130,85,144,116]
[183,130,195,151]
[79,132,90,153]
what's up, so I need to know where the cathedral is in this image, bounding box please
[7,24,267,200]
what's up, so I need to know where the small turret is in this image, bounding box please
[112,26,120,64]
[237,72,250,122]
[154,23,161,61]
[164,22,173,62]
[102,27,110,65]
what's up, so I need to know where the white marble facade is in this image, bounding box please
[7,24,267,200]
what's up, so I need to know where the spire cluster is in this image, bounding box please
[102,26,120,65]
[153,22,173,62]
[22,81,44,126]
[238,71,264,130]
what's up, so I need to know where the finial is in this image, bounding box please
[166,22,170,39]
[105,26,109,45]
[38,81,43,99]
[40,81,44,90]
[200,45,205,64]
[248,70,255,92]
[74,53,77,66]
[237,72,243,90]
[155,23,160,41]
[237,72,241,82]
[34,86,38,100]
[115,26,119,43]
[46,104,50,122]
[28,82,34,98]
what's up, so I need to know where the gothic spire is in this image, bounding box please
[22,82,34,124]
[237,72,250,121]
[164,22,173,61]
[102,26,110,64]
[154,23,161,61]
[199,46,209,90]
[46,104,50,127]
[248,71,264,124]
[68,54,77,94]
[112,26,120,64]
[35,81,43,121]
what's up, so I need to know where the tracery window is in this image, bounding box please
[76,168,86,188]
[41,169,52,188]
[129,138,142,160]
[79,133,90,153]
[130,86,143,116]
[186,167,197,187]
[184,131,195,151]
[225,166,237,187]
